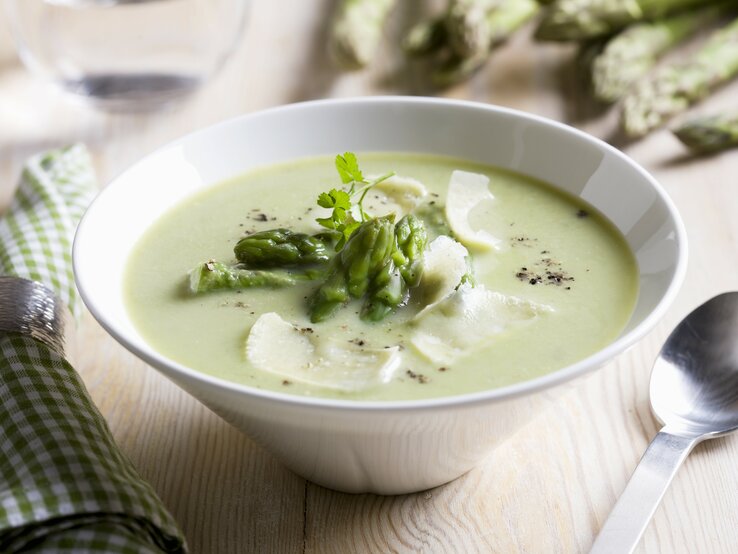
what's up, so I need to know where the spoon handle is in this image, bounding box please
[589,430,701,554]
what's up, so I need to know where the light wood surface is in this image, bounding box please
[2,2,738,553]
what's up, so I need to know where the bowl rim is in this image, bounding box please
[74,96,688,414]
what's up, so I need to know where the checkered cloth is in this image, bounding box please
[0,146,186,553]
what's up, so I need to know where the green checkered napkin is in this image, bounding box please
[0,146,186,553]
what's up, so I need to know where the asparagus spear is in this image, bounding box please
[445,0,505,59]
[593,5,732,102]
[535,0,715,41]
[361,260,406,321]
[234,228,332,268]
[330,0,398,69]
[308,268,351,323]
[344,215,396,298]
[622,16,738,137]
[310,215,428,323]
[362,215,428,321]
[310,216,395,322]
[189,261,296,294]
[392,214,427,287]
[434,0,540,86]
[674,112,738,152]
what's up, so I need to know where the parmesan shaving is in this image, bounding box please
[445,170,500,250]
[365,174,428,218]
[246,312,401,391]
[411,284,552,364]
[414,235,470,319]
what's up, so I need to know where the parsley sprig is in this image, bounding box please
[316,152,394,250]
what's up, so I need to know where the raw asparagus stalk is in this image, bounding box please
[234,228,332,268]
[535,0,716,41]
[330,0,398,69]
[445,0,505,59]
[674,112,738,152]
[622,17,738,137]
[434,0,540,85]
[189,261,296,294]
[593,5,732,102]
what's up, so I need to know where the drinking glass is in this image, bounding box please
[3,0,250,109]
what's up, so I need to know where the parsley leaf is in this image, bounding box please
[317,192,333,209]
[335,152,363,184]
[316,152,394,251]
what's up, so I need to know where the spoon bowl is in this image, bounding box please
[651,292,738,437]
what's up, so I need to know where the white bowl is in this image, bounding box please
[74,97,687,494]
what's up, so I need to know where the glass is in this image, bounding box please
[3,0,249,109]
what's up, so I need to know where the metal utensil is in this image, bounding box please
[590,292,738,554]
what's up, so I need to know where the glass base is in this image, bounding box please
[60,72,202,111]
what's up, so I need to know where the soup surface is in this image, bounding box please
[125,153,638,401]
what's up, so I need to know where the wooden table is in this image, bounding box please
[2,2,738,552]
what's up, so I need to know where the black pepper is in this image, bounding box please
[406,370,429,384]
[516,255,575,288]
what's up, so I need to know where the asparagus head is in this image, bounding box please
[309,214,429,323]
[445,0,505,59]
[674,112,738,152]
[234,228,332,268]
[309,215,395,322]
[330,0,398,69]
[433,0,540,86]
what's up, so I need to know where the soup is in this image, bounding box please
[124,153,638,401]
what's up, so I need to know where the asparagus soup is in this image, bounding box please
[124,153,638,401]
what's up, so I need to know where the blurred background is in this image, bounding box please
[3,0,736,190]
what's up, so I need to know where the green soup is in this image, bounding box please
[124,153,638,401]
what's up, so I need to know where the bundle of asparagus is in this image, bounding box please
[592,5,730,102]
[327,0,738,152]
[622,16,738,137]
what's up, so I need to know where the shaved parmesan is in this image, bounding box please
[246,313,401,392]
[414,236,469,319]
[411,285,552,364]
[445,170,500,250]
[365,174,428,218]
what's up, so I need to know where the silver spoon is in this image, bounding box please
[590,292,738,554]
